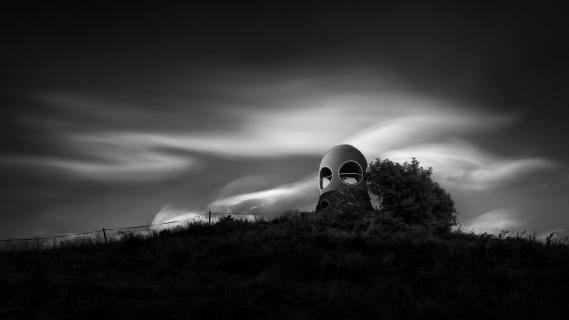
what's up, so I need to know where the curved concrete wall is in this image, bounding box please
[318,144,368,195]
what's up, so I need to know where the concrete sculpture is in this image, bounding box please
[315,144,373,211]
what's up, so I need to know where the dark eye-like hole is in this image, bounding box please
[318,199,330,209]
[339,161,362,185]
[319,167,332,189]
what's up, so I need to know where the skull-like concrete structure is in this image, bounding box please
[315,144,373,211]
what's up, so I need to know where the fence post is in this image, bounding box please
[208,211,211,226]
[102,228,108,244]
[53,237,56,249]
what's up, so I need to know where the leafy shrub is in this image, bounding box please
[367,157,457,233]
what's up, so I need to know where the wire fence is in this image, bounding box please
[0,212,254,251]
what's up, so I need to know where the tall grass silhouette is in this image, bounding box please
[1,209,568,319]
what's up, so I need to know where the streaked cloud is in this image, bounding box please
[207,176,317,216]
[379,142,558,191]
[46,154,192,182]
[215,175,274,198]
[461,208,523,234]
[44,136,194,181]
[345,112,514,158]
[56,92,514,160]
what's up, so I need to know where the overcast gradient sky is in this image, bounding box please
[1,2,568,238]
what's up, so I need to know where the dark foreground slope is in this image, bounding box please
[1,210,569,320]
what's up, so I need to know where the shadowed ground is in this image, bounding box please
[1,210,568,319]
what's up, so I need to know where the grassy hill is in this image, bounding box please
[1,210,568,319]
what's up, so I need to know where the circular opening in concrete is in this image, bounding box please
[318,199,330,210]
[339,161,363,185]
[319,167,333,189]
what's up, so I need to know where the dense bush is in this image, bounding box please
[367,158,457,233]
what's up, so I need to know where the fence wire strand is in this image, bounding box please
[0,217,202,242]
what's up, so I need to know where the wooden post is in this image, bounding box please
[102,228,108,244]
[208,211,211,226]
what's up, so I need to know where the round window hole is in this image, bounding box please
[320,167,332,189]
[338,161,363,185]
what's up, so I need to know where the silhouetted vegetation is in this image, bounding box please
[1,210,568,319]
[367,158,457,233]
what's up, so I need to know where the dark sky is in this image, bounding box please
[1,2,568,238]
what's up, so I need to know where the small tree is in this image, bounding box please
[367,158,457,233]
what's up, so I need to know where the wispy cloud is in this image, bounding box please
[207,176,317,216]
[378,142,557,190]
[47,155,192,181]
[60,93,510,159]
[341,112,559,191]
[461,208,523,234]
[344,112,514,158]
[214,175,275,199]
[151,175,318,224]
[48,136,194,181]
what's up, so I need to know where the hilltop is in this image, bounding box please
[1,210,569,319]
